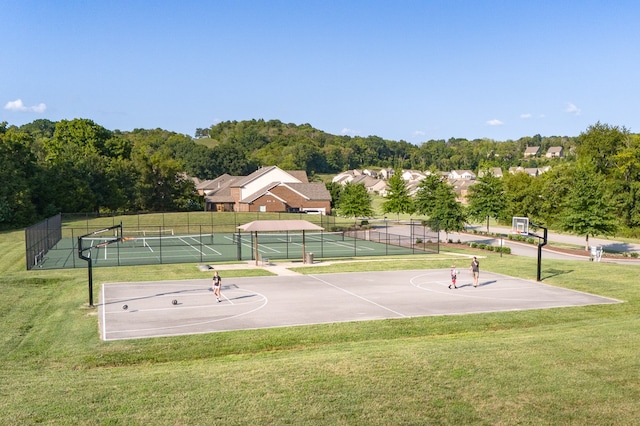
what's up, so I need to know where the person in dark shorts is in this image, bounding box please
[212,271,222,302]
[470,257,480,287]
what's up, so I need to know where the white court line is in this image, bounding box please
[101,284,107,341]
[102,287,267,339]
[309,275,406,317]
[408,271,605,303]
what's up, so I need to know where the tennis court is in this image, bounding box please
[35,230,423,269]
[99,269,621,341]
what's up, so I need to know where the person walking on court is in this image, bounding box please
[470,257,480,287]
[212,271,222,302]
[449,265,458,289]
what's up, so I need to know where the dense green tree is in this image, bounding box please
[132,145,199,211]
[338,183,373,218]
[45,118,113,161]
[575,122,629,175]
[326,182,343,209]
[466,172,506,232]
[104,157,139,211]
[382,170,414,219]
[212,142,258,176]
[501,171,544,223]
[413,174,445,216]
[429,182,468,240]
[38,120,116,213]
[557,163,617,250]
[0,128,38,227]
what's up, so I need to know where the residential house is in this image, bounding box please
[351,174,388,195]
[401,169,427,182]
[362,169,378,178]
[203,166,331,214]
[331,169,363,185]
[447,179,476,204]
[477,167,503,178]
[546,146,564,158]
[508,166,550,177]
[198,174,241,212]
[240,181,332,214]
[447,170,476,180]
[524,146,541,157]
[378,168,393,180]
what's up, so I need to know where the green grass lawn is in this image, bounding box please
[2,224,640,424]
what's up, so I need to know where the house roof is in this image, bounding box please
[197,174,239,192]
[240,182,331,204]
[231,166,308,188]
[237,220,324,232]
[204,186,236,203]
[286,170,309,182]
[231,166,278,187]
[351,175,380,187]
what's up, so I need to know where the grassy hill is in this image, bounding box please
[2,216,640,424]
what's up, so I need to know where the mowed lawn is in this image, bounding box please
[2,226,640,425]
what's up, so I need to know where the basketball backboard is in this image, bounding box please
[511,217,529,235]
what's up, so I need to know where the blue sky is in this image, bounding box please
[2,1,639,143]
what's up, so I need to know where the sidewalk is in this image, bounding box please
[200,260,313,276]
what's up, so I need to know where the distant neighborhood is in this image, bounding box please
[193,145,563,214]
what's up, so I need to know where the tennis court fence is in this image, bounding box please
[27,219,439,269]
[25,213,62,270]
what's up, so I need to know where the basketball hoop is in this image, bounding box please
[511,217,529,236]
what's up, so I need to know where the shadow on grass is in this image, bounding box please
[542,268,574,280]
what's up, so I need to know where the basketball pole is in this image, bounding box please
[529,222,548,281]
[77,222,122,307]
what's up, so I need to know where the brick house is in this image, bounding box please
[203,166,331,214]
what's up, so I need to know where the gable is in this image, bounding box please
[232,166,303,199]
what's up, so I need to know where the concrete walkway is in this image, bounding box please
[202,260,309,276]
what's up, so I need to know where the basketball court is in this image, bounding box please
[99,269,621,341]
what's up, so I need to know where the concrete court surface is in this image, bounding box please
[98,269,621,341]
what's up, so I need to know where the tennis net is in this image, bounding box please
[233,231,345,244]
[119,234,215,248]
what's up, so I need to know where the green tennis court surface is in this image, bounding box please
[36,232,424,269]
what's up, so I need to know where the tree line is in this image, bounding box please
[1,118,638,241]
[334,122,635,246]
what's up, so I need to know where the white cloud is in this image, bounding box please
[566,102,581,115]
[4,99,47,113]
[486,119,504,126]
[520,113,532,119]
[412,130,426,137]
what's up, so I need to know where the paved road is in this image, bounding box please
[466,225,640,253]
[385,224,640,262]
